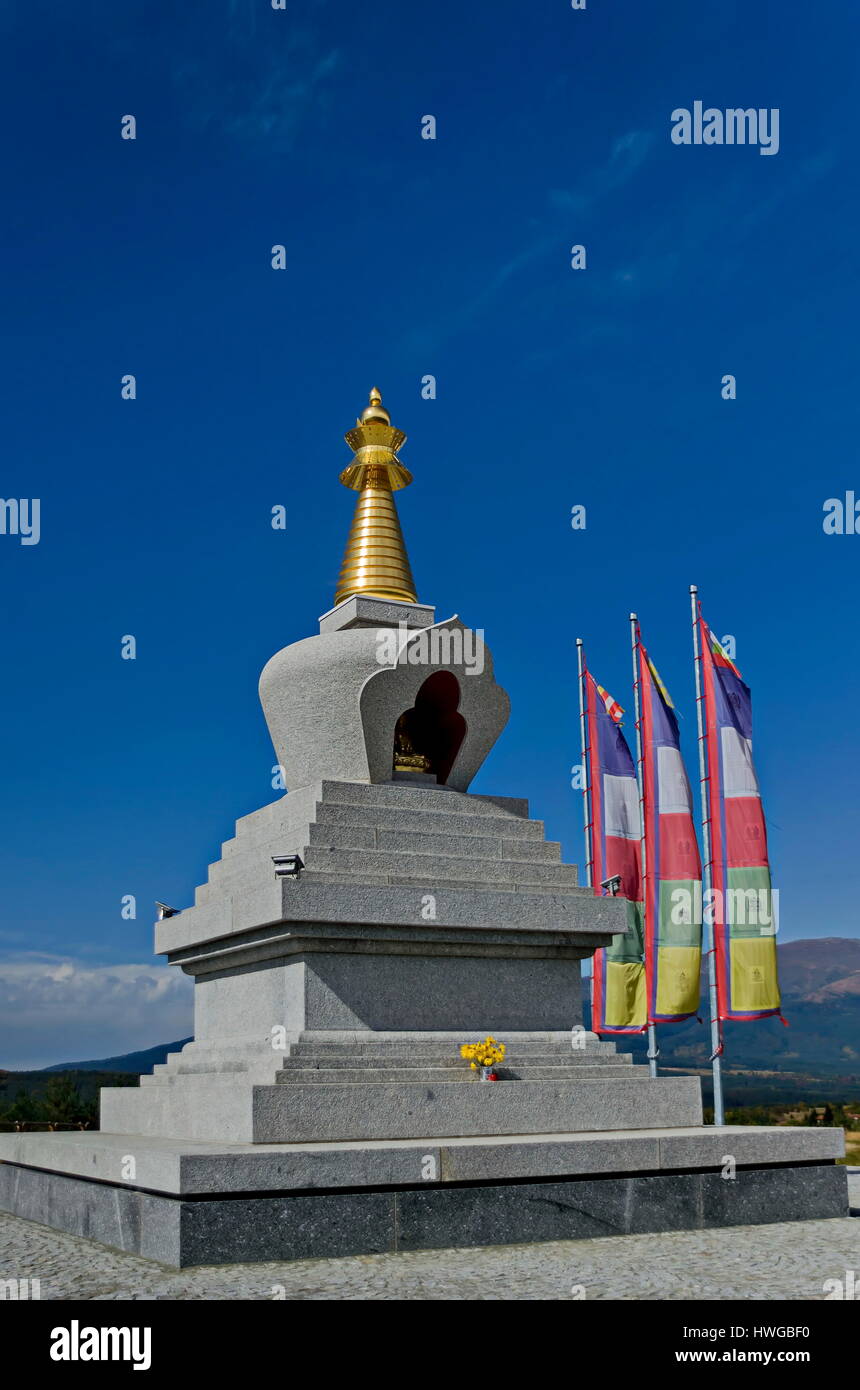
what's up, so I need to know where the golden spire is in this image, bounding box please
[334,387,419,606]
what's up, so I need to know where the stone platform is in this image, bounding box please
[0,1123,846,1268]
[0,1037,848,1267]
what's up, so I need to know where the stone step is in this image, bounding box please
[275,1065,641,1083]
[287,1040,621,1057]
[219,786,542,866]
[296,871,580,896]
[295,870,396,889]
[301,846,579,888]
[220,805,547,867]
[203,840,305,893]
[203,833,567,905]
[297,874,591,898]
[251,1076,704,1142]
[221,786,321,857]
[207,825,561,897]
[281,1051,632,1068]
[317,781,530,820]
[312,801,546,842]
[306,822,562,863]
[150,1059,252,1077]
[152,1053,186,1073]
[100,1071,704,1144]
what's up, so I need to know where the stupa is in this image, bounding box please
[0,390,847,1266]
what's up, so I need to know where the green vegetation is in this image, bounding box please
[673,1067,860,1109]
[701,1098,860,1162]
[0,1068,138,1129]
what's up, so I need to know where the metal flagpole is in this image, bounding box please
[690,584,725,1126]
[576,639,595,1034]
[575,640,593,891]
[630,614,658,1078]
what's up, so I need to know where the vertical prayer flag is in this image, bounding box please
[637,633,703,1022]
[698,615,781,1020]
[584,667,646,1033]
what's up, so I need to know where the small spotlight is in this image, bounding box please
[600,874,622,897]
[273,854,304,878]
[155,902,179,920]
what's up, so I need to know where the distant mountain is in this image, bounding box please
[41,1038,192,1074]
[584,937,860,1099]
[777,937,860,1003]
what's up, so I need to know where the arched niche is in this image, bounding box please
[392,670,466,785]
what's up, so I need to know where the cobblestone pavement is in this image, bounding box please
[1,1204,857,1300]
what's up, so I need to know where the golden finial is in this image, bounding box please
[359,387,390,426]
[334,387,418,606]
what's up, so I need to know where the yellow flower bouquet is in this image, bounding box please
[459,1036,505,1080]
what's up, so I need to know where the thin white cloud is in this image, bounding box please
[607,149,840,302]
[406,130,655,352]
[0,954,192,1071]
[549,129,655,213]
[171,3,341,150]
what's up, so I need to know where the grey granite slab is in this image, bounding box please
[274,1065,638,1083]
[250,1077,704,1143]
[157,879,625,954]
[318,595,435,634]
[700,1163,849,1227]
[1,1157,847,1268]
[0,1126,846,1197]
[312,803,546,841]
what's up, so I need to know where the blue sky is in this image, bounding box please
[1,0,858,1066]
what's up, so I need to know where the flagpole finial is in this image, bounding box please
[690,583,698,595]
[629,612,637,621]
